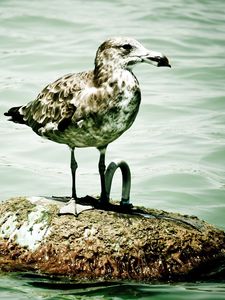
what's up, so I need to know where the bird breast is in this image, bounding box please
[44,69,141,148]
[73,69,141,133]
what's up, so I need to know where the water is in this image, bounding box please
[0,0,225,298]
[1,273,225,300]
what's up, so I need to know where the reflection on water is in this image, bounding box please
[1,272,225,300]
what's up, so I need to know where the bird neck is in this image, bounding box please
[94,63,133,88]
[94,62,115,86]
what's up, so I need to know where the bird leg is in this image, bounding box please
[59,147,78,215]
[71,147,78,200]
[98,146,109,205]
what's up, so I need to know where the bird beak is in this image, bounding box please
[141,49,171,68]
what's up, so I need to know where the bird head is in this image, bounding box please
[95,37,171,71]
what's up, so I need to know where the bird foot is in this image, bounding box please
[58,198,93,216]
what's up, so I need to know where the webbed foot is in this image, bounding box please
[58,198,93,216]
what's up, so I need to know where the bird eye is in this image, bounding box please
[121,44,133,51]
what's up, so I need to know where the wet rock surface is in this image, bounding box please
[0,197,225,282]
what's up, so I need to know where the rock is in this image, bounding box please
[0,196,224,281]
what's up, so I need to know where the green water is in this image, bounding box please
[0,0,225,298]
[1,273,225,300]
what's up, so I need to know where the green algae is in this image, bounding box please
[0,197,225,282]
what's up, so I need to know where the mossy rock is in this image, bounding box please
[0,196,224,282]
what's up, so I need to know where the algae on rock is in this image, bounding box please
[0,196,225,281]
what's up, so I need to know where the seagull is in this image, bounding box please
[4,37,170,215]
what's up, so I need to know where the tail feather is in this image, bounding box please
[4,106,26,124]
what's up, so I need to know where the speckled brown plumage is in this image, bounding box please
[5,37,170,148]
[5,37,170,203]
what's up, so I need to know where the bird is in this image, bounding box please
[4,37,171,215]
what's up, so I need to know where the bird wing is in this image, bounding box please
[22,71,94,134]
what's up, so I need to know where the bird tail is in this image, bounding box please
[4,106,26,124]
